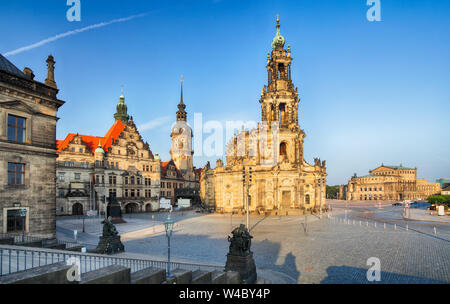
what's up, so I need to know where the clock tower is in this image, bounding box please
[170,77,194,177]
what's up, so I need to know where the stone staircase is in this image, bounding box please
[0,261,242,284]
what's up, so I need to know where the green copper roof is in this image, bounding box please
[383,165,415,170]
[271,17,285,49]
[114,91,129,123]
[95,141,104,154]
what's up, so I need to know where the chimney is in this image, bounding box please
[23,67,35,80]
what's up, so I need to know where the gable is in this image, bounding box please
[0,100,38,115]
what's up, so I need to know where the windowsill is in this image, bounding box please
[5,184,27,189]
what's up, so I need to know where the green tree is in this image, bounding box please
[427,195,450,205]
[326,185,340,199]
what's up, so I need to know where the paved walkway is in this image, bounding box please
[56,206,450,284]
[406,208,450,223]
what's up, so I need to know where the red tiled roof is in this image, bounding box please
[56,120,126,154]
[160,160,183,178]
[102,120,126,152]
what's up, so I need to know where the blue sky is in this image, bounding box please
[1,0,449,185]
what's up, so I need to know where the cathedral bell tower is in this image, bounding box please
[260,16,300,129]
[170,77,194,174]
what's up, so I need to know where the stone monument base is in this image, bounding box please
[110,217,126,224]
[94,235,125,255]
[225,253,257,284]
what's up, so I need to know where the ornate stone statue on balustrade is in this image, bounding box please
[225,224,257,284]
[93,216,125,254]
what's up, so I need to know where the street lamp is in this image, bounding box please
[164,213,175,278]
[18,208,27,243]
[242,166,252,229]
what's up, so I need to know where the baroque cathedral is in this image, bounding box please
[200,18,327,215]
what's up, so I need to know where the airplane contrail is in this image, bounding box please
[3,13,148,57]
[138,116,172,132]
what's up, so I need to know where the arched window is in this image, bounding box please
[279,103,287,125]
[305,194,310,204]
[280,142,287,156]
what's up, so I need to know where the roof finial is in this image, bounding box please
[180,75,184,104]
[45,54,57,89]
[271,14,285,49]
[120,85,124,98]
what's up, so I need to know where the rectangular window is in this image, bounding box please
[131,176,135,185]
[58,173,65,182]
[137,189,140,197]
[124,189,129,197]
[7,209,25,232]
[74,173,81,180]
[167,182,171,189]
[7,163,25,185]
[125,176,129,185]
[131,189,135,197]
[7,114,26,143]
[59,190,65,198]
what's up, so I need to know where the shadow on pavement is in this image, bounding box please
[320,265,447,284]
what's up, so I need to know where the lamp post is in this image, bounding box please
[242,166,252,229]
[319,177,323,218]
[18,208,27,243]
[164,213,175,278]
[82,211,86,233]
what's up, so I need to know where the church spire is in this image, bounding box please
[176,76,187,121]
[114,88,129,123]
[271,15,285,50]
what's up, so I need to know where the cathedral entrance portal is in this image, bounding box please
[281,191,291,209]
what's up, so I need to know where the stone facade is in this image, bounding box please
[56,93,161,215]
[340,164,441,201]
[200,18,327,215]
[0,54,65,238]
[56,82,201,214]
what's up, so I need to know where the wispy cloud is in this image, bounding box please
[3,13,148,57]
[138,116,172,132]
